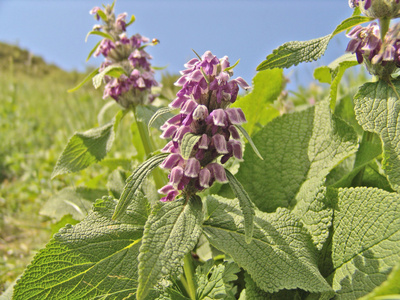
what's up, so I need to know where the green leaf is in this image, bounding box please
[67,67,99,92]
[224,59,240,72]
[126,14,136,26]
[137,196,203,300]
[13,197,146,300]
[232,69,283,136]
[181,133,202,160]
[86,40,101,62]
[85,30,115,42]
[360,260,400,300]
[147,106,175,132]
[314,53,359,109]
[328,187,400,299]
[40,187,107,220]
[96,9,107,22]
[225,169,255,244]
[52,110,125,178]
[203,195,332,294]
[93,65,127,89]
[112,153,169,220]
[257,15,373,70]
[235,125,263,160]
[354,79,400,192]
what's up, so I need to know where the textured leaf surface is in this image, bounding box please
[181,133,202,160]
[329,187,400,299]
[112,153,169,220]
[257,15,372,70]
[203,195,332,294]
[354,80,400,192]
[137,196,203,300]
[52,111,125,178]
[13,197,147,300]
[225,169,255,244]
[235,100,358,248]
[232,69,283,136]
[314,53,358,109]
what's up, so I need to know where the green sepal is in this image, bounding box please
[181,133,202,160]
[93,65,127,89]
[67,67,99,93]
[225,169,256,244]
[85,30,115,43]
[112,153,169,220]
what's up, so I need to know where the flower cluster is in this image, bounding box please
[89,5,158,108]
[158,51,250,202]
[349,0,400,18]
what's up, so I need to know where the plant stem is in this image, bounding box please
[132,106,167,189]
[352,131,375,187]
[379,17,390,41]
[183,252,196,300]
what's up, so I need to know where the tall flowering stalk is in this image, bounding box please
[158,51,250,202]
[89,4,158,109]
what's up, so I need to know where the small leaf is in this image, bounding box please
[112,153,169,220]
[224,59,240,72]
[92,65,127,89]
[181,133,202,160]
[96,10,107,22]
[236,125,263,160]
[147,106,175,132]
[52,110,126,178]
[86,40,101,62]
[137,196,203,300]
[225,169,255,244]
[67,67,99,93]
[257,15,373,70]
[126,14,136,26]
[85,30,115,42]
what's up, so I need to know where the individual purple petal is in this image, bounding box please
[161,141,179,153]
[181,99,198,114]
[208,163,228,183]
[160,153,182,169]
[233,77,250,90]
[228,125,240,140]
[170,166,184,187]
[229,140,243,160]
[193,105,209,120]
[174,126,192,141]
[184,158,201,178]
[198,134,209,149]
[210,109,227,126]
[160,124,178,139]
[212,134,229,154]
[170,96,189,109]
[225,108,247,125]
[158,184,175,195]
[199,168,211,188]
[160,190,179,202]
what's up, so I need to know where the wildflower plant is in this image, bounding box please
[10,0,400,299]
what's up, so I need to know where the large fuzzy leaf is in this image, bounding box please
[203,195,332,295]
[354,79,400,192]
[328,187,400,299]
[13,196,150,300]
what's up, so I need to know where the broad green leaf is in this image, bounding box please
[93,65,127,89]
[314,53,359,109]
[232,69,283,136]
[137,196,203,300]
[329,187,400,299]
[147,106,175,132]
[85,30,115,42]
[13,197,147,300]
[235,99,358,248]
[225,169,255,244]
[354,79,400,192]
[67,67,99,92]
[203,195,332,294]
[360,260,400,300]
[257,15,372,70]
[51,110,125,178]
[195,260,239,300]
[181,133,202,160]
[112,153,168,220]
[40,187,107,220]
[235,125,263,160]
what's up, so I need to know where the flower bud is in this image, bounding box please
[359,0,400,18]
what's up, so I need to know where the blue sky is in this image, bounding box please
[0,0,353,88]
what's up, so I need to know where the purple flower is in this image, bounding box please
[90,6,101,20]
[346,22,381,64]
[158,51,249,201]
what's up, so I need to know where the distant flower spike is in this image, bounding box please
[158,50,250,202]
